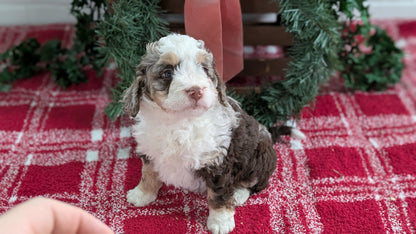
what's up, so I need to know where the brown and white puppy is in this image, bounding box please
[122,34,301,234]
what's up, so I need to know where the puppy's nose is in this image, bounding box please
[186,86,204,101]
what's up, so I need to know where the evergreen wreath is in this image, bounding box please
[235,0,402,128]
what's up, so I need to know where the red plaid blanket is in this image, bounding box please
[1,21,416,233]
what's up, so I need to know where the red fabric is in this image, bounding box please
[185,0,243,82]
[1,20,416,233]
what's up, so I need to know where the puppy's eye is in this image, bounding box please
[201,64,210,75]
[160,69,173,80]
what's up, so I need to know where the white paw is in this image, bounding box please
[126,186,157,207]
[233,188,250,206]
[207,208,235,234]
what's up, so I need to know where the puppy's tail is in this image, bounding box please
[269,125,306,143]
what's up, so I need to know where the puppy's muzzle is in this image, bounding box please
[186,86,205,101]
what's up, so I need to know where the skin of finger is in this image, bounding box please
[48,198,113,234]
[0,198,51,234]
[0,197,113,234]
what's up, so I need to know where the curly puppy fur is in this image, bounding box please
[122,34,293,234]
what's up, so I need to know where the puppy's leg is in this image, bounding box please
[127,159,162,207]
[206,188,236,234]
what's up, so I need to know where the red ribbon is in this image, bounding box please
[184,0,243,82]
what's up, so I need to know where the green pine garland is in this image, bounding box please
[0,0,106,91]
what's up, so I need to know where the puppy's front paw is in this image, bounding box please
[126,186,157,207]
[207,208,235,234]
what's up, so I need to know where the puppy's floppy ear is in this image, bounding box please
[207,56,227,106]
[199,48,228,106]
[122,70,146,118]
[122,41,160,117]
[214,69,227,106]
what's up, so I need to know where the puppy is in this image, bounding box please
[122,34,301,233]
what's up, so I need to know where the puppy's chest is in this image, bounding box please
[136,120,221,159]
[133,119,230,191]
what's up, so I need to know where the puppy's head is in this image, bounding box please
[122,34,227,118]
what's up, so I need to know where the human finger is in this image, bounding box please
[0,197,113,234]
